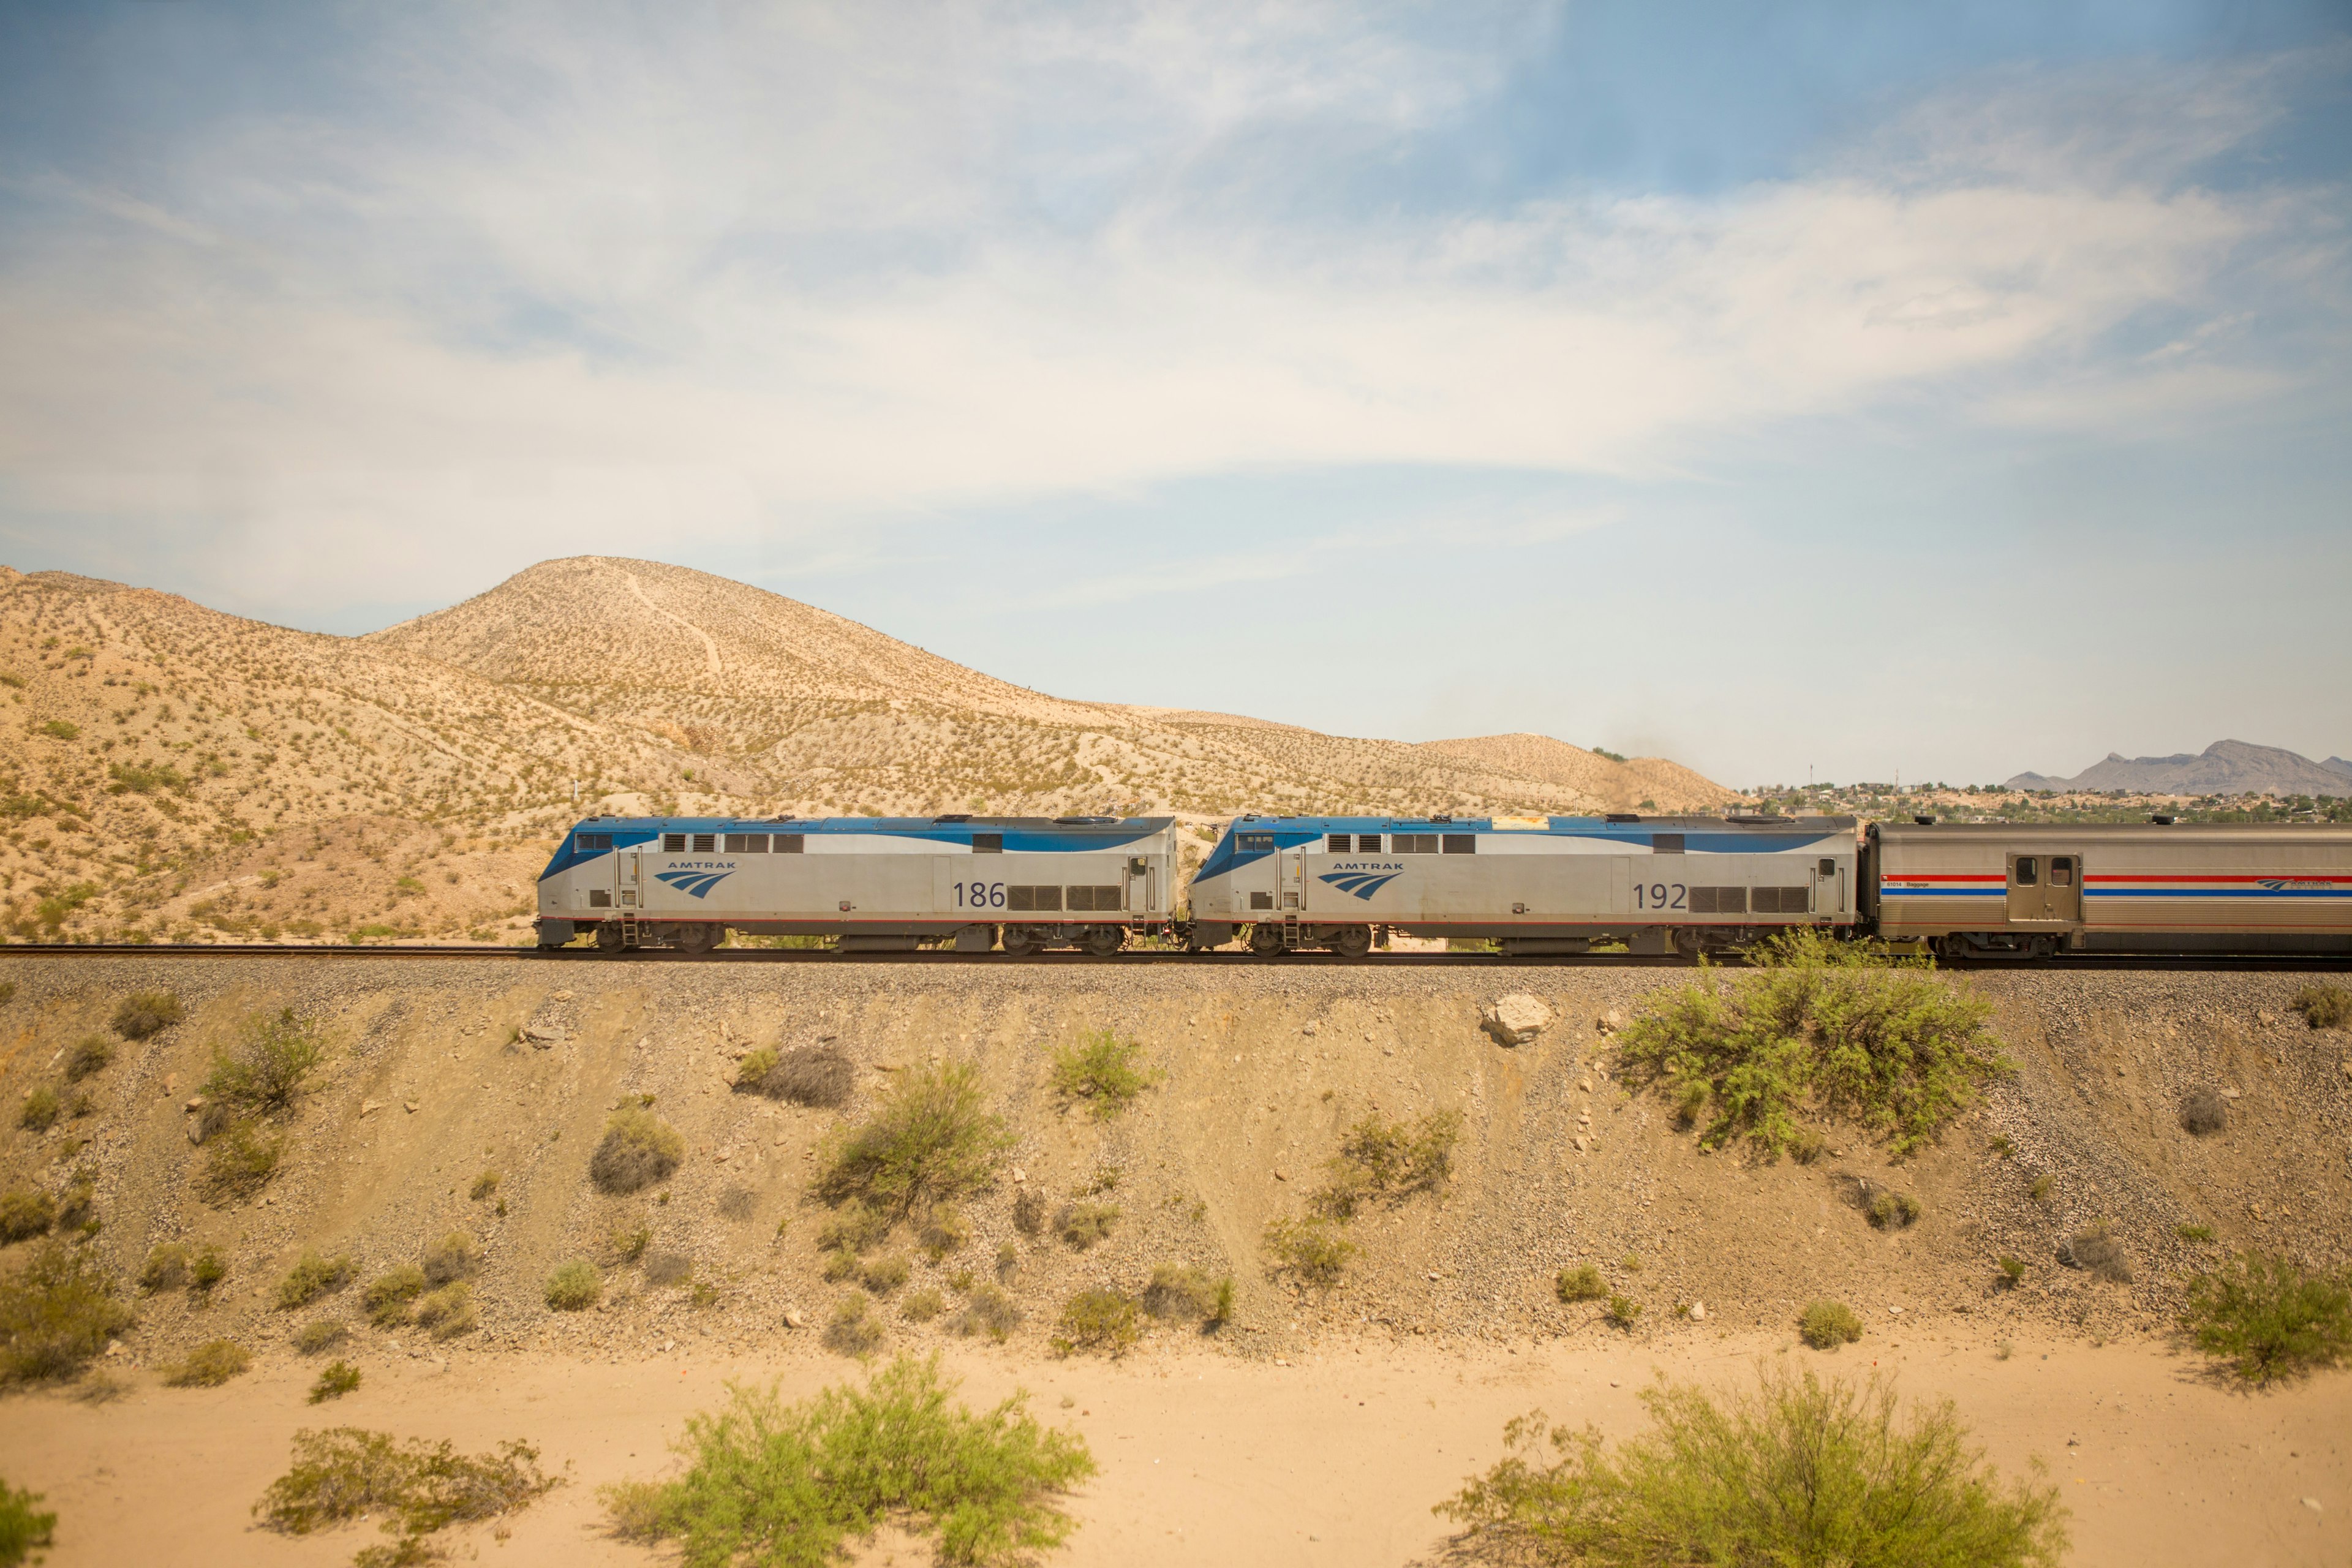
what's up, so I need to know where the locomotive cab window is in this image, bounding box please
[1651,833,1684,854]
[662,832,686,853]
[578,832,612,851]
[2049,856,2074,886]
[2013,858,2038,886]
[1238,833,1275,853]
[972,833,1003,853]
[723,834,767,853]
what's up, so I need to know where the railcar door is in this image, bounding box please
[615,848,643,910]
[1127,856,1152,915]
[2006,853,2082,924]
[1280,847,1306,911]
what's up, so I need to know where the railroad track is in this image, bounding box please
[0,943,2344,973]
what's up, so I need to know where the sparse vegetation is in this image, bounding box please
[1049,1029,1159,1119]
[0,1190,53,1245]
[1011,1189,1044,1237]
[543,1261,601,1312]
[644,1250,693,1287]
[1053,1289,1140,1357]
[862,1254,911,1294]
[190,1245,228,1292]
[0,1240,136,1384]
[1057,1201,1120,1251]
[201,1008,326,1117]
[951,1283,1023,1343]
[814,1063,1014,1221]
[2176,1224,2215,1243]
[469,1170,499,1201]
[1262,1217,1357,1289]
[414,1282,477,1340]
[1141,1264,1232,1327]
[1616,930,2008,1159]
[111,989,184,1040]
[196,1118,288,1202]
[309,1360,362,1403]
[2063,1223,2132,1284]
[64,1035,113,1082]
[818,1201,894,1256]
[605,1222,652,1265]
[1801,1300,1864,1349]
[903,1287,946,1322]
[1605,1294,1643,1329]
[824,1295,887,1357]
[276,1251,354,1310]
[0,1476,58,1566]
[740,1044,858,1108]
[253,1427,557,1564]
[17,1088,59,1134]
[1436,1365,2067,1568]
[589,1107,686,1195]
[1556,1264,1606,1303]
[1997,1257,2026,1286]
[918,1204,970,1261]
[2028,1174,2054,1205]
[2180,1088,2227,1137]
[139,1241,190,1291]
[2291,984,2350,1030]
[422,1231,481,1286]
[295,1319,350,1355]
[2180,1251,2352,1385]
[165,1338,251,1387]
[366,1264,428,1325]
[1313,1109,1462,1218]
[598,1355,1093,1567]
[1868,1190,1922,1230]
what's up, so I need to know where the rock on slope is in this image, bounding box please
[2007,739,2352,796]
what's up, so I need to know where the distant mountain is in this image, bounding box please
[2006,739,2351,796]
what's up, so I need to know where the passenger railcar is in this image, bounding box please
[1868,820,2352,957]
[535,815,1181,954]
[1185,814,1858,956]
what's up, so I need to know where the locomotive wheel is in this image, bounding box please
[1329,925,1371,959]
[1082,925,1125,957]
[1000,925,1041,957]
[594,922,625,952]
[672,922,722,955]
[1247,922,1286,956]
[1672,927,1704,959]
[1934,934,1973,963]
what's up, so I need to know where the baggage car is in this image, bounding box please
[1185,813,1858,956]
[535,815,1182,954]
[1868,820,2352,957]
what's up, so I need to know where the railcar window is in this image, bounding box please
[1250,891,1274,910]
[2050,857,2074,886]
[1651,833,1684,854]
[1238,833,1275,853]
[774,834,805,853]
[692,834,717,853]
[1392,834,1436,854]
[1442,834,1476,854]
[723,834,768,853]
[662,833,686,853]
[1008,886,1062,911]
[1327,833,1351,853]
[1819,858,1836,877]
[578,833,611,851]
[2015,858,2038,886]
[973,833,1004,853]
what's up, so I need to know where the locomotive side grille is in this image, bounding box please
[1689,886,1748,914]
[1065,885,1123,911]
[1751,886,1812,914]
[723,834,769,853]
[1007,885,1063,911]
[774,834,804,853]
[1393,834,1436,854]
[1250,891,1274,910]
[692,834,717,853]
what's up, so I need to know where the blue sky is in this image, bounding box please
[2,1,2347,786]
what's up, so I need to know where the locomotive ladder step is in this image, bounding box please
[619,912,641,950]
[1282,913,1302,948]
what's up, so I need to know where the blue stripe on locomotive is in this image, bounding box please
[540,816,1169,883]
[1193,816,1841,884]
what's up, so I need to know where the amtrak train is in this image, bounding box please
[533,810,2352,958]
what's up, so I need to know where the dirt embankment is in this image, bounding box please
[2,956,2348,1371]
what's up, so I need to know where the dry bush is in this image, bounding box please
[814,1063,1013,1221]
[2180,1088,2227,1137]
[902,1287,946,1323]
[1012,1189,1045,1237]
[1049,1030,1160,1120]
[276,1251,354,1310]
[1052,1289,1140,1357]
[1313,1109,1463,1219]
[414,1283,477,1340]
[951,1283,1023,1343]
[1605,1294,1643,1329]
[822,1248,861,1283]
[589,1107,685,1196]
[422,1232,481,1286]
[190,1245,228,1292]
[202,1008,325,1118]
[64,1035,113,1082]
[254,1427,557,1562]
[469,1170,500,1201]
[1262,1218,1355,1289]
[111,990,184,1040]
[715,1186,757,1222]
[17,1087,59,1133]
[0,1189,54,1245]
[543,1261,601,1312]
[308,1360,361,1403]
[165,1339,251,1387]
[0,1241,136,1384]
[2292,985,2350,1031]
[1141,1264,1232,1326]
[995,1242,1020,1282]
[1801,1300,1864,1349]
[139,1242,190,1292]
[196,1120,285,1204]
[1868,1190,1922,1230]
[365,1264,428,1326]
[1057,1202,1120,1251]
[644,1250,693,1287]
[862,1254,911,1294]
[1556,1264,1607,1303]
[916,1204,968,1261]
[604,1222,652,1266]
[823,1295,886,1358]
[2062,1224,2133,1284]
[817,1201,892,1256]
[744,1046,857,1108]
[295,1319,349,1355]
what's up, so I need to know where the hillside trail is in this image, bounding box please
[2,1332,2344,1567]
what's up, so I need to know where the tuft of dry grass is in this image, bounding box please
[2180,1088,2227,1137]
[2292,984,2350,1031]
[414,1282,477,1340]
[295,1319,349,1355]
[543,1261,601,1312]
[589,1107,685,1195]
[0,1189,55,1245]
[422,1232,481,1286]
[742,1044,858,1108]
[1057,1201,1120,1251]
[823,1295,886,1358]
[1262,1217,1355,1289]
[64,1034,113,1082]
[308,1360,362,1404]
[165,1339,251,1387]
[2063,1223,2133,1284]
[1052,1289,1140,1357]
[366,1264,429,1326]
[111,990,184,1040]
[951,1283,1023,1343]
[1140,1264,1231,1327]
[0,1242,136,1385]
[195,1120,284,1204]
[1801,1300,1864,1349]
[275,1251,354,1311]
[1556,1264,1606,1303]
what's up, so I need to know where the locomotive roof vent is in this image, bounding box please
[1913,815,1936,825]
[2150,813,2177,824]
[1055,815,1118,824]
[933,813,972,823]
[1724,814,1783,825]
[1604,813,1640,823]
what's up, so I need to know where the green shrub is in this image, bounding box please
[543,1261,601,1312]
[276,1251,354,1310]
[190,1245,228,1292]
[1868,1190,1922,1230]
[0,1476,58,1565]
[589,1107,685,1195]
[2028,1174,2054,1204]
[824,1295,886,1358]
[951,1284,1023,1343]
[365,1264,427,1325]
[1313,1109,1463,1218]
[1053,1289,1140,1357]
[295,1319,349,1355]
[598,1355,1092,1566]
[1057,1201,1120,1251]
[1049,1030,1160,1119]
[1141,1264,1231,1326]
[1801,1300,1864,1349]
[2175,1224,2215,1243]
[1605,1294,1643,1329]
[2291,984,2350,1030]
[195,1119,285,1204]
[140,1241,190,1291]
[917,1204,970,1262]
[0,1240,136,1384]
[862,1254,911,1294]
[741,1045,857,1107]
[1436,1364,2067,1568]
[1556,1264,1607,1303]
[0,1189,53,1244]
[734,1046,780,1088]
[64,1034,113,1082]
[818,1200,893,1256]
[17,1088,59,1133]
[1616,930,2008,1159]
[822,1247,862,1283]
[422,1231,481,1286]
[469,1170,499,1201]
[2180,1251,2352,1385]
[201,1008,325,1116]
[111,989,184,1040]
[1262,1217,1355,1288]
[253,1427,557,1562]
[902,1287,946,1324]
[605,1221,652,1265]
[1997,1257,2025,1286]
[2062,1223,2132,1284]
[165,1338,251,1387]
[309,1360,362,1403]
[814,1063,1014,1222]
[414,1282,477,1340]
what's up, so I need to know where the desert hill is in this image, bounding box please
[0,557,1739,944]
[2007,739,2352,797]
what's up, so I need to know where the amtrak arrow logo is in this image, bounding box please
[655,867,734,899]
[1319,870,1401,900]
